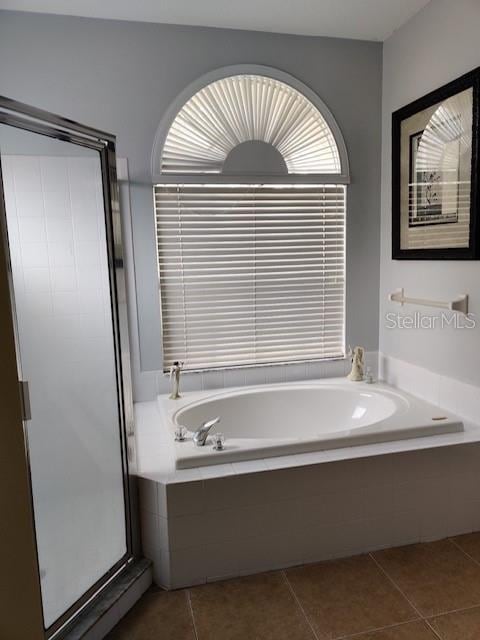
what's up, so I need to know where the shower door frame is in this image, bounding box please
[0,96,135,639]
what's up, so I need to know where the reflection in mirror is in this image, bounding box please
[397,84,475,254]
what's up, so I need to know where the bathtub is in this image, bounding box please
[159,379,463,469]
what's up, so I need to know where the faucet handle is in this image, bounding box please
[174,425,188,441]
[213,432,225,451]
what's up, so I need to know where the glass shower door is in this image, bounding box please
[0,103,132,635]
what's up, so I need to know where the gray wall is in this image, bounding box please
[380,0,480,385]
[0,11,382,398]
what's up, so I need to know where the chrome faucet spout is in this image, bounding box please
[193,417,221,446]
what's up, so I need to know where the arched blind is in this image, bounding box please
[155,184,346,371]
[161,75,341,175]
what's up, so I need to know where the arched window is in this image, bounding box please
[153,66,349,372]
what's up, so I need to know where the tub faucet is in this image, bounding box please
[169,361,183,399]
[193,417,221,446]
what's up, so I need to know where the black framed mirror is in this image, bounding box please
[392,67,480,259]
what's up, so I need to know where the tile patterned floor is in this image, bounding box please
[107,533,480,640]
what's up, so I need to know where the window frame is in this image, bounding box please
[152,65,350,373]
[152,65,350,185]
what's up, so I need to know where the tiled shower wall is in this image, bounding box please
[2,154,116,425]
[2,154,126,625]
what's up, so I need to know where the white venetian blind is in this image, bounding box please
[155,184,346,371]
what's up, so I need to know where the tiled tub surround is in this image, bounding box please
[135,395,480,589]
[161,380,463,469]
[380,353,480,424]
[133,351,379,402]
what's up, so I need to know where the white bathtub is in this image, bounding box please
[159,379,463,469]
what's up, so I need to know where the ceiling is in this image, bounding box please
[0,0,431,41]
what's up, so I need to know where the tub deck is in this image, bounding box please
[158,379,463,469]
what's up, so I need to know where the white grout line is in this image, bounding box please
[336,619,434,639]
[281,570,321,640]
[185,589,200,640]
[426,601,480,620]
[423,619,445,639]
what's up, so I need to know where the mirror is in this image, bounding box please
[392,70,479,259]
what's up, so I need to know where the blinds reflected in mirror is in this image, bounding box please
[155,184,346,371]
[404,87,473,250]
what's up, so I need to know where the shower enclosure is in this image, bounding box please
[0,97,134,637]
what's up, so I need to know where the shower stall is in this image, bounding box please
[0,97,136,638]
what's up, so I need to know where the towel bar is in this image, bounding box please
[389,288,468,314]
